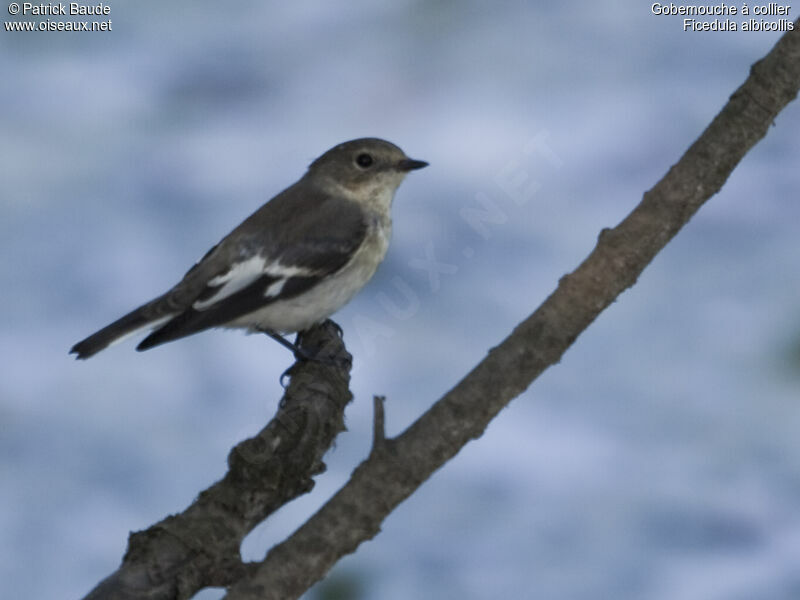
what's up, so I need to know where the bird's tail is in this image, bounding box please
[70,304,173,360]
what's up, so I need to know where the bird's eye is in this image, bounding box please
[355,153,374,168]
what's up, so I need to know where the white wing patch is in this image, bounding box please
[262,263,319,298]
[193,256,318,310]
[264,263,318,278]
[193,256,267,310]
[263,278,287,298]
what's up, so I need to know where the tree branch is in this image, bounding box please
[223,23,800,600]
[81,320,353,600]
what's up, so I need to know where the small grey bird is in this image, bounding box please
[70,138,427,359]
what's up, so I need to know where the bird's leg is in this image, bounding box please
[259,329,313,361]
[264,327,340,388]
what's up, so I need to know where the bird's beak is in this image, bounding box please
[397,158,429,171]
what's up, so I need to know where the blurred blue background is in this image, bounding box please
[2,2,800,599]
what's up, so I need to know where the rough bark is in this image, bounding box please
[82,321,353,600]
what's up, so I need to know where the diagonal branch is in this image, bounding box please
[224,22,800,600]
[81,320,353,600]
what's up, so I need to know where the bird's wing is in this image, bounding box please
[136,187,368,350]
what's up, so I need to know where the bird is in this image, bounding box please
[70,138,428,360]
